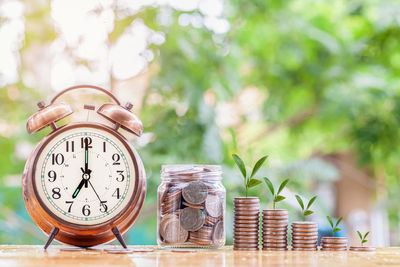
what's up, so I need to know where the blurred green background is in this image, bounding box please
[0,0,400,246]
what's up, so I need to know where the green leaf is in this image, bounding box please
[362,240,367,244]
[263,177,274,195]
[333,228,341,233]
[250,155,268,178]
[232,154,247,179]
[275,195,285,202]
[277,179,289,194]
[327,216,333,228]
[357,231,363,240]
[335,217,343,228]
[304,210,313,216]
[247,178,262,188]
[364,232,369,239]
[306,196,317,210]
[295,195,304,210]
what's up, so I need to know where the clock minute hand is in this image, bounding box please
[84,138,89,172]
[84,138,89,188]
[83,137,92,188]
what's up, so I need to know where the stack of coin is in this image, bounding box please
[262,209,288,250]
[233,197,260,250]
[188,225,213,246]
[160,188,182,215]
[158,177,225,247]
[291,221,318,251]
[321,237,348,251]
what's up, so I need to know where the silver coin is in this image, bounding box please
[213,220,224,241]
[168,249,197,253]
[180,207,205,231]
[164,217,189,243]
[205,194,222,218]
[59,247,86,251]
[131,248,155,252]
[182,181,208,205]
[105,249,134,254]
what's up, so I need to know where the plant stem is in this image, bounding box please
[245,177,248,197]
[273,201,275,209]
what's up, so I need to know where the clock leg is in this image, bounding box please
[112,226,128,249]
[44,227,59,250]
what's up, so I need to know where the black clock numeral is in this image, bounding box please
[66,141,74,152]
[82,204,91,216]
[112,153,120,165]
[103,141,106,152]
[51,153,64,165]
[112,188,120,199]
[116,170,124,182]
[52,187,61,199]
[100,201,108,213]
[66,201,73,212]
[81,137,92,148]
[48,170,57,182]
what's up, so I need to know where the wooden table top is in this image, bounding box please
[0,245,399,267]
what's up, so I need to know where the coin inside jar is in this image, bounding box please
[213,221,224,242]
[205,194,222,218]
[163,217,188,244]
[182,181,208,205]
[180,207,206,231]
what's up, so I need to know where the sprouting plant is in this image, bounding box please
[327,216,343,237]
[232,154,268,197]
[295,194,317,220]
[263,178,289,209]
[357,231,369,246]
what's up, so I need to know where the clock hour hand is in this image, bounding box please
[72,179,85,199]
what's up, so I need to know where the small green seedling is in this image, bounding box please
[357,231,369,246]
[295,194,317,220]
[263,178,289,209]
[327,216,343,237]
[232,154,268,197]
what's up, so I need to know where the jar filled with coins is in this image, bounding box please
[157,165,225,248]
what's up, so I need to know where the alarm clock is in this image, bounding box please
[22,85,146,249]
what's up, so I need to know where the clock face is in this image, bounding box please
[33,125,137,225]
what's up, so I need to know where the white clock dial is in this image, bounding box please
[33,126,136,225]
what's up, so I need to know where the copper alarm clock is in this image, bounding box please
[22,85,146,249]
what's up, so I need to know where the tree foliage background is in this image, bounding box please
[0,0,399,245]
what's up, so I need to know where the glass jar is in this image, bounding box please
[157,165,226,249]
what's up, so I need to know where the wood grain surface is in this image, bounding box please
[0,245,399,267]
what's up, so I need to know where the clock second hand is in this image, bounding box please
[88,180,107,211]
